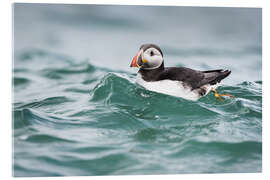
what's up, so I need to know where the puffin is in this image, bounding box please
[130,44,232,101]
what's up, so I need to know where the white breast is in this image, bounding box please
[136,74,215,101]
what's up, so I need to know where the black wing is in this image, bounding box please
[159,67,231,89]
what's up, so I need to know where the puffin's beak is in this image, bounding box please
[130,53,139,67]
[130,50,143,68]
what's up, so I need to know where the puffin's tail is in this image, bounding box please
[201,69,231,85]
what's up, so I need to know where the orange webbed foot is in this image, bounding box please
[211,88,234,101]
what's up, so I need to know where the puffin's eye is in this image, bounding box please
[150,51,154,56]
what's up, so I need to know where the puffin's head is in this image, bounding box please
[130,44,163,70]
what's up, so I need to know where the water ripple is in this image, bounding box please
[13,51,262,176]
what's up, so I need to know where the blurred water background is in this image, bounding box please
[13,3,262,176]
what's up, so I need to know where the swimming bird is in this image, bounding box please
[130,44,232,101]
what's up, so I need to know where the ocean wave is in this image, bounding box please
[15,96,74,109]
[13,108,84,130]
[13,4,262,175]
[13,58,262,176]
[90,72,261,119]
[13,77,31,86]
[41,63,95,80]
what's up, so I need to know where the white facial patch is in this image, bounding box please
[142,48,163,70]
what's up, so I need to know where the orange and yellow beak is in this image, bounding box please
[130,52,140,67]
[130,50,146,68]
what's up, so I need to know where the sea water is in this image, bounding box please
[13,4,262,176]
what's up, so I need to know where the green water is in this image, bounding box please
[13,4,262,177]
[13,50,262,176]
